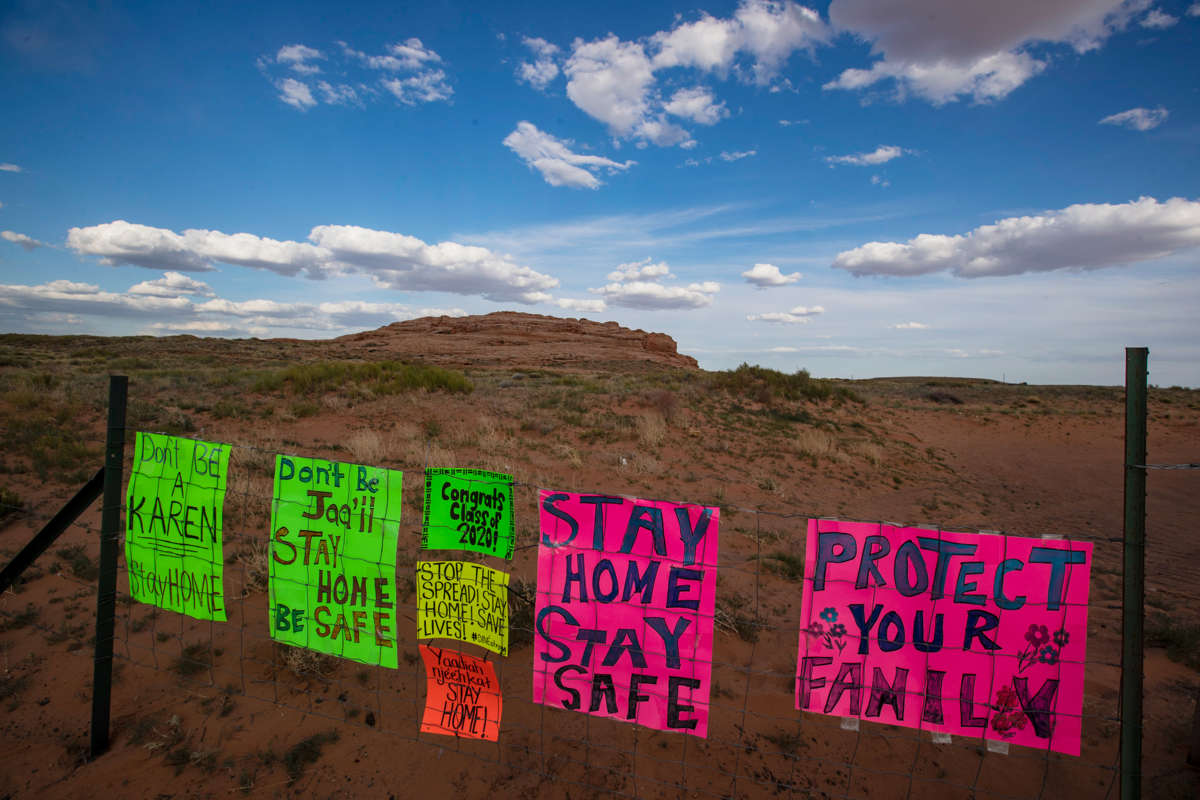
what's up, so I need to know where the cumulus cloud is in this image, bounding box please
[742,263,802,286]
[591,279,719,310]
[1,231,45,251]
[720,149,757,161]
[503,121,635,189]
[747,304,824,323]
[826,145,905,166]
[1100,106,1168,131]
[825,0,1142,104]
[832,196,1200,278]
[560,1,826,147]
[262,38,451,110]
[276,44,324,74]
[517,36,560,89]
[0,273,465,337]
[553,297,608,314]
[0,163,22,173]
[607,258,674,282]
[587,256,718,309]
[276,77,317,110]
[663,87,728,124]
[1190,2,1200,16]
[128,271,215,297]
[891,321,930,329]
[309,224,559,302]
[67,219,559,303]
[1140,8,1177,27]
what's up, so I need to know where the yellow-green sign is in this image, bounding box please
[422,468,514,559]
[125,432,230,621]
[269,455,402,668]
[416,560,509,656]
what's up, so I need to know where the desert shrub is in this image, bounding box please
[710,363,859,404]
[0,487,25,522]
[254,360,472,396]
[172,643,213,677]
[1147,615,1200,670]
[56,543,98,581]
[284,730,339,784]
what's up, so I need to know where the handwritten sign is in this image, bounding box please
[533,490,720,737]
[422,469,515,559]
[125,433,229,621]
[795,519,1092,755]
[269,455,402,668]
[416,561,509,656]
[420,645,502,741]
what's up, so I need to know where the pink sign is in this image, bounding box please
[795,520,1092,755]
[533,490,720,737]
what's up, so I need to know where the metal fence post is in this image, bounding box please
[1121,348,1147,800]
[90,375,127,759]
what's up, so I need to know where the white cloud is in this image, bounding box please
[308,224,559,302]
[1190,3,1200,16]
[608,257,674,282]
[276,78,317,110]
[778,119,807,126]
[67,221,214,271]
[382,70,452,105]
[825,0,1141,104]
[891,321,929,330]
[0,273,459,337]
[591,279,720,310]
[0,163,22,173]
[1,230,45,251]
[720,149,757,161]
[517,36,560,90]
[833,196,1200,277]
[553,297,608,314]
[128,272,215,297]
[68,219,560,303]
[651,0,828,83]
[871,175,890,187]
[1100,106,1168,131]
[563,1,826,147]
[276,44,324,74]
[316,81,361,106]
[1140,8,1178,27]
[264,39,451,109]
[747,304,824,323]
[503,121,635,189]
[826,145,905,166]
[742,263,802,286]
[663,87,728,125]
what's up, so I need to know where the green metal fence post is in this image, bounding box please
[90,375,127,759]
[1121,347,1147,800]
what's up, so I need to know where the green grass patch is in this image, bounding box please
[709,363,860,405]
[253,360,472,396]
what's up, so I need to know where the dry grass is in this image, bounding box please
[794,428,837,458]
[280,644,339,679]
[345,429,385,464]
[636,413,667,447]
[848,440,885,466]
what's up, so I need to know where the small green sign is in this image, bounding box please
[269,455,402,668]
[422,469,514,559]
[125,432,230,621]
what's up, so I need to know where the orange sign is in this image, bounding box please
[419,645,502,741]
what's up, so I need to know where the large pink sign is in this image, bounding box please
[534,490,720,737]
[796,519,1092,755]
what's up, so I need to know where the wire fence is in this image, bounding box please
[0,424,1138,800]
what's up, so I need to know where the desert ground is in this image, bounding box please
[1,312,1197,799]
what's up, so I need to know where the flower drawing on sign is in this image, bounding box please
[1017,622,1069,672]
[805,608,847,652]
[990,684,1029,739]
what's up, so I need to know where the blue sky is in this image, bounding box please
[2,0,1198,386]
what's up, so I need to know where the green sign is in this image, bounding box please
[269,455,402,668]
[125,432,230,621]
[416,561,509,657]
[422,469,514,559]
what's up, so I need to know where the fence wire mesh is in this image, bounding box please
[1,429,1138,800]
